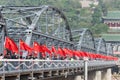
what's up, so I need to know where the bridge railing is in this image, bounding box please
[0,59,116,74]
[115,59,120,66]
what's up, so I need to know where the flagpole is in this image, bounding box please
[3,36,6,57]
[32,42,34,59]
[18,39,20,80]
[18,39,20,59]
[3,36,6,80]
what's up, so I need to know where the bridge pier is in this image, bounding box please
[102,68,111,80]
[88,71,102,80]
[88,71,96,80]
[88,68,112,80]
[95,71,102,80]
[74,75,82,80]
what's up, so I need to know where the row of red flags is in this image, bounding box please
[4,36,118,61]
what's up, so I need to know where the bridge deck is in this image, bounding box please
[0,59,116,80]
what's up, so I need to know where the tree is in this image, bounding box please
[91,6,102,25]
[99,0,108,16]
[101,4,108,16]
[90,23,109,37]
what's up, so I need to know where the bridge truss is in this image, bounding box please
[0,5,113,56]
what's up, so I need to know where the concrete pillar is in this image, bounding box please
[74,75,82,80]
[88,71,96,80]
[88,71,102,80]
[106,68,111,80]
[101,70,106,80]
[94,71,102,80]
[102,68,111,80]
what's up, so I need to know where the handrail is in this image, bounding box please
[0,59,116,75]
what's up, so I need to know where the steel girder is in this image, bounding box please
[72,28,96,53]
[95,38,107,55]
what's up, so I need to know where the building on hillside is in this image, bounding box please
[102,11,120,55]
[102,34,120,55]
[102,11,120,29]
[79,0,99,8]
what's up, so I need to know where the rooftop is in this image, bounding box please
[102,33,120,41]
[103,11,120,19]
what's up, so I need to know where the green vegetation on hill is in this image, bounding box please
[103,0,120,10]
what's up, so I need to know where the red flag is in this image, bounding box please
[63,48,73,57]
[51,46,56,53]
[51,46,57,56]
[73,50,80,57]
[39,45,45,53]
[88,53,96,59]
[96,54,101,59]
[32,41,39,57]
[92,53,97,59]
[33,41,40,53]
[60,48,66,57]
[83,51,89,57]
[57,48,66,57]
[4,36,18,53]
[19,39,32,52]
[42,45,52,56]
[33,43,46,58]
[79,51,86,57]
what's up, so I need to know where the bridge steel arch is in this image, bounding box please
[23,5,73,45]
[95,38,107,55]
[106,43,113,55]
[0,5,74,52]
[0,10,7,52]
[72,28,96,53]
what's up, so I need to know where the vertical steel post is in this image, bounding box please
[1,25,5,54]
[18,60,20,80]
[3,60,5,80]
[32,60,34,80]
[84,57,88,80]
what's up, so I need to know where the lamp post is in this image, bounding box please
[83,57,88,80]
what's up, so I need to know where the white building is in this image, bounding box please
[79,0,99,8]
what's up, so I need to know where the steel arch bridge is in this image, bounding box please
[0,5,113,55]
[0,5,117,80]
[95,38,107,55]
[72,29,96,53]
